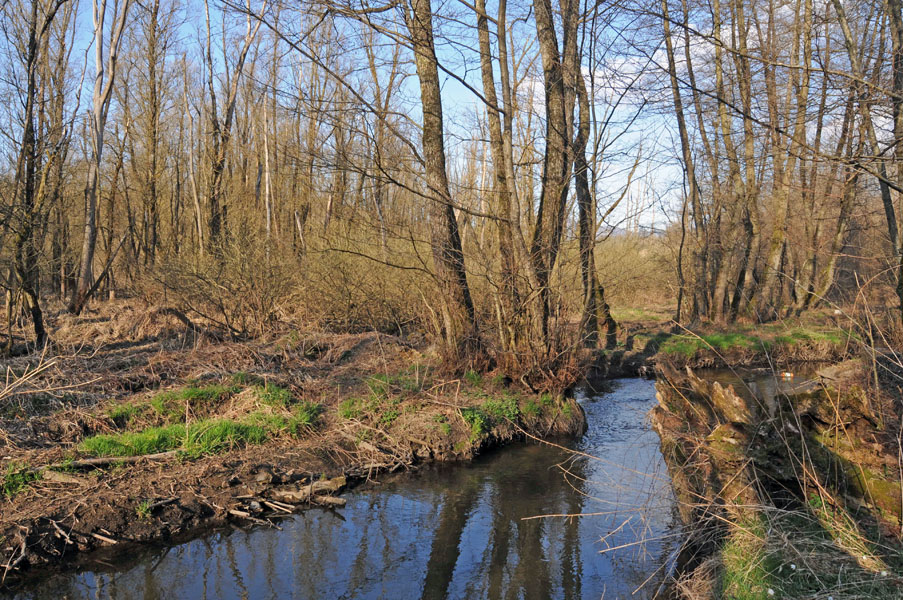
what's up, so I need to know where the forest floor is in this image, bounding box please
[0,299,584,589]
[0,300,872,590]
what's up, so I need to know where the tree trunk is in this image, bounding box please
[70,0,132,315]
[404,0,482,366]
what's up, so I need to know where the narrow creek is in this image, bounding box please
[10,372,808,599]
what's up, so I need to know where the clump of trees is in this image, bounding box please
[1,0,901,377]
[659,0,903,324]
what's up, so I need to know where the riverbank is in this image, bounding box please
[0,302,584,589]
[587,308,858,382]
[652,359,903,597]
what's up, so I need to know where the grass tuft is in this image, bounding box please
[254,383,293,408]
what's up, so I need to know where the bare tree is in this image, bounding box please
[69,0,132,314]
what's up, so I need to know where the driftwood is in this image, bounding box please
[91,532,118,545]
[268,476,346,504]
[311,495,346,507]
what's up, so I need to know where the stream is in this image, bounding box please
[11,372,807,599]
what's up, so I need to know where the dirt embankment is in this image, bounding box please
[587,313,858,380]
[0,301,585,590]
[652,360,903,598]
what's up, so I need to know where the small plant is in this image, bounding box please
[461,407,490,440]
[292,401,323,429]
[367,375,392,398]
[52,457,76,473]
[522,399,541,418]
[136,499,152,519]
[380,408,400,426]
[540,393,553,407]
[432,414,452,435]
[464,370,482,386]
[483,396,519,421]
[338,397,363,419]
[2,462,40,499]
[807,493,824,510]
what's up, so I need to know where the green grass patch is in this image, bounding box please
[715,508,903,599]
[149,384,239,422]
[107,402,141,424]
[657,326,851,361]
[773,327,848,347]
[185,420,267,456]
[522,399,541,418]
[380,408,400,426]
[81,423,186,456]
[245,402,322,436]
[80,418,268,458]
[659,332,765,358]
[609,307,670,323]
[292,401,323,428]
[720,516,776,599]
[2,462,40,499]
[254,383,294,408]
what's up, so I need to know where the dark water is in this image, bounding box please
[12,378,679,600]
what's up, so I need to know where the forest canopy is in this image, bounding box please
[1,0,901,376]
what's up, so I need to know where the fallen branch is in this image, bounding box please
[44,450,179,471]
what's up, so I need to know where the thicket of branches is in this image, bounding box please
[1,0,901,376]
